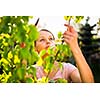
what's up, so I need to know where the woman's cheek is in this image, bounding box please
[39,43,46,51]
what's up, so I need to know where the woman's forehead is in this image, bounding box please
[39,31,53,37]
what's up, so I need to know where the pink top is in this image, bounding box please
[34,63,77,82]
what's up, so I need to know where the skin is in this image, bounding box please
[35,30,55,53]
[35,25,94,83]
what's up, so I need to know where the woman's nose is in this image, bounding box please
[46,39,50,44]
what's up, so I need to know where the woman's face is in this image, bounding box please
[35,30,55,53]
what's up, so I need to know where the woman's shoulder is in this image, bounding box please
[62,62,76,67]
[62,62,77,72]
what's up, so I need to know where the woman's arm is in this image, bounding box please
[63,24,94,83]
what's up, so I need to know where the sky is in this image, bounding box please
[29,16,100,37]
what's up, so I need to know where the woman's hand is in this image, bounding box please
[63,24,79,51]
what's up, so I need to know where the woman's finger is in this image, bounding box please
[64,24,76,33]
[63,31,73,36]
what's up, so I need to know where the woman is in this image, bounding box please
[34,24,94,83]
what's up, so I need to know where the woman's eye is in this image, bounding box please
[40,39,45,42]
[49,38,53,41]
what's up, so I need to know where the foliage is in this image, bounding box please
[64,16,84,24]
[0,16,39,82]
[0,16,84,83]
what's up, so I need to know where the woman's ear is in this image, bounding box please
[34,45,39,53]
[34,45,37,52]
[34,47,37,51]
[34,41,37,51]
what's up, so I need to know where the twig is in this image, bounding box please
[35,18,40,26]
[68,17,71,25]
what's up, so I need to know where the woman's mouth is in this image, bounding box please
[45,46,50,49]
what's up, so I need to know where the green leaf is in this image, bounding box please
[16,67,26,80]
[39,49,46,57]
[47,47,55,55]
[20,48,30,59]
[37,57,44,66]
[26,78,34,83]
[27,66,36,77]
[55,78,68,83]
[58,31,62,39]
[28,25,39,41]
[74,16,84,23]
[64,16,74,21]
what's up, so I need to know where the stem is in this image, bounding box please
[68,16,72,25]
[68,18,71,25]
[45,70,51,82]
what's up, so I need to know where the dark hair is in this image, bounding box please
[34,29,55,46]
